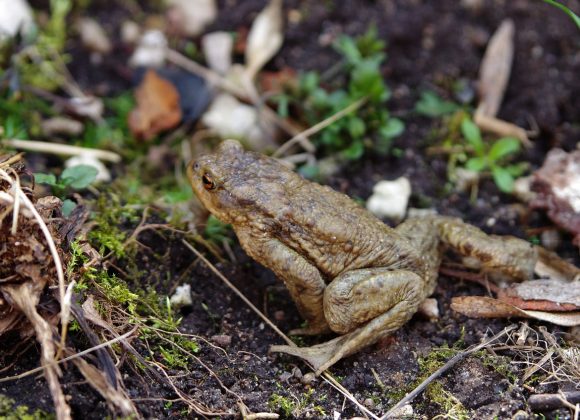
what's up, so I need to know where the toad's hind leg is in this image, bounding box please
[270,268,424,374]
[429,216,537,281]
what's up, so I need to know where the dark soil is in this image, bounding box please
[2,0,579,419]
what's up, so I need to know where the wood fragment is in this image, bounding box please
[528,391,580,411]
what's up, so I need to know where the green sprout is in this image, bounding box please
[35,164,98,215]
[460,116,527,193]
[415,91,460,118]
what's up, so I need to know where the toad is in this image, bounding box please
[188,140,537,374]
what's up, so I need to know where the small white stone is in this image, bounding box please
[513,176,536,203]
[129,30,168,68]
[202,93,270,149]
[0,0,34,41]
[454,167,480,192]
[166,0,217,38]
[418,298,439,320]
[121,21,140,45]
[77,18,112,54]
[65,154,111,182]
[366,177,411,221]
[202,32,233,75]
[169,284,193,307]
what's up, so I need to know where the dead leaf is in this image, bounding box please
[476,19,514,118]
[497,279,580,311]
[451,296,580,326]
[531,149,580,248]
[474,19,530,146]
[245,0,284,79]
[72,357,136,416]
[128,69,182,141]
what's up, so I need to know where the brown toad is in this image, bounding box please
[188,140,537,373]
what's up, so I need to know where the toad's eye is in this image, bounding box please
[202,173,216,191]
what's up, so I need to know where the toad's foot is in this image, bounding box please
[270,335,351,375]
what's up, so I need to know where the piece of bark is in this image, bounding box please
[451,296,580,326]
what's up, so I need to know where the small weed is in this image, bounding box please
[14,0,73,91]
[35,165,98,214]
[268,393,296,418]
[459,116,527,193]
[426,382,470,420]
[277,25,403,161]
[415,91,460,118]
[268,389,326,418]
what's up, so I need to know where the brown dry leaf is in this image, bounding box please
[128,69,182,141]
[451,296,580,326]
[497,279,580,311]
[474,19,530,146]
[531,149,580,248]
[245,0,284,79]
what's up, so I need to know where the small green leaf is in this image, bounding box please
[488,137,520,161]
[34,173,58,186]
[505,162,529,177]
[62,199,76,216]
[341,140,365,160]
[300,71,320,92]
[465,157,487,172]
[461,117,484,155]
[492,166,515,193]
[61,165,98,189]
[379,118,404,140]
[415,91,459,117]
[349,58,388,102]
[348,117,366,138]
[334,35,362,65]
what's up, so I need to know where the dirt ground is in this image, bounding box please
[1,0,580,419]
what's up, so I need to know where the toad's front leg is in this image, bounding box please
[235,228,331,335]
[271,267,426,374]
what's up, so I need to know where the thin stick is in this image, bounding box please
[182,240,379,420]
[272,97,367,158]
[0,327,138,383]
[379,324,517,419]
[182,240,292,345]
[2,139,121,163]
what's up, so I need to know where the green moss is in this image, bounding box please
[0,395,54,420]
[425,382,470,420]
[268,393,296,418]
[88,193,140,259]
[268,389,326,418]
[476,350,519,384]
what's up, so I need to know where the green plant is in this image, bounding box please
[459,116,526,193]
[14,0,73,91]
[283,26,404,160]
[415,91,460,118]
[35,164,98,215]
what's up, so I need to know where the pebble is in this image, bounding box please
[211,334,232,347]
[77,18,111,54]
[366,177,411,221]
[300,372,316,386]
